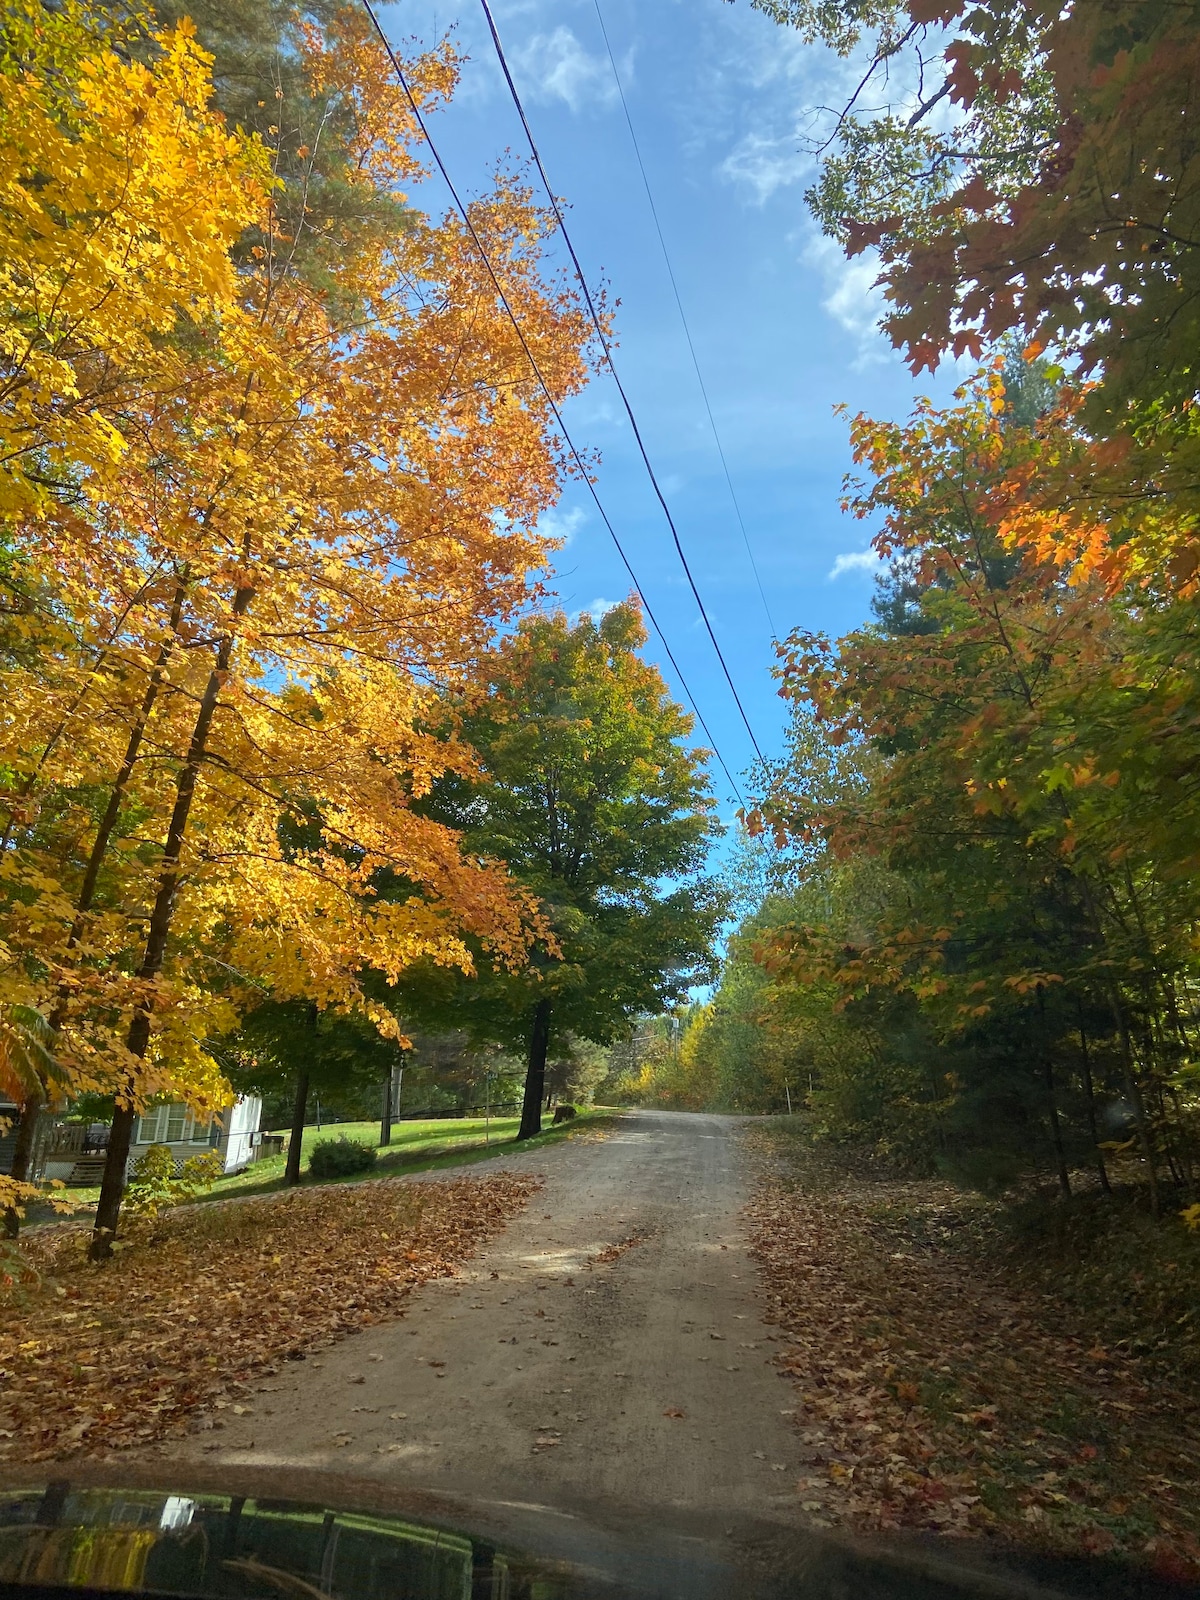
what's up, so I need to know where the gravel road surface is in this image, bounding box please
[53,1112,1109,1596]
[163,1109,800,1524]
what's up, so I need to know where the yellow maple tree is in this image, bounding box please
[0,0,269,519]
[0,4,598,1249]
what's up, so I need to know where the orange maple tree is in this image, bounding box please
[0,4,600,1248]
[754,371,1200,1212]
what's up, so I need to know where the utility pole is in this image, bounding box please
[380,1056,404,1147]
[380,1067,393,1148]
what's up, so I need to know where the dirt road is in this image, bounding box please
[56,1112,1132,1596]
[161,1110,801,1525]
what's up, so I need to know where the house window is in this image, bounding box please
[135,1105,212,1145]
[135,1107,167,1145]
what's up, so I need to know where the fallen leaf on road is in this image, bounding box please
[1,1171,540,1460]
[589,1234,644,1268]
[663,1408,686,1419]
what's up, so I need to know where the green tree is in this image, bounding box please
[222,1001,403,1182]
[754,375,1200,1203]
[403,602,725,1139]
[149,0,409,295]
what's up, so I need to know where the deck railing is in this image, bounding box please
[44,1122,110,1158]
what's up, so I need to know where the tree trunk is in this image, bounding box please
[1077,1013,1112,1195]
[4,583,190,1245]
[91,1104,136,1257]
[517,999,551,1141]
[2,1092,43,1237]
[285,1071,310,1186]
[1037,984,1071,1200]
[69,579,185,947]
[379,1068,393,1147]
[89,584,253,1261]
[1106,986,1161,1216]
[1044,1057,1072,1200]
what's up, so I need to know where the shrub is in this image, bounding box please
[309,1137,376,1180]
[125,1145,224,1217]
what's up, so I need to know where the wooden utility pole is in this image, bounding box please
[380,1057,404,1147]
[380,1069,393,1147]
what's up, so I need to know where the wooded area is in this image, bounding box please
[2,0,1200,1574]
[621,0,1200,1295]
[0,0,717,1251]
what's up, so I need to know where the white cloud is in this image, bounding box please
[802,233,892,365]
[576,596,620,625]
[536,505,586,546]
[828,549,881,580]
[719,131,810,205]
[515,26,617,113]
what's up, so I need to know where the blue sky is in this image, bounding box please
[385,0,955,813]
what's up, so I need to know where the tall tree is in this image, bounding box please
[0,2,598,1250]
[752,372,1200,1201]
[0,0,267,518]
[402,602,725,1138]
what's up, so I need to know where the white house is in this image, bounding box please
[129,1096,263,1175]
[32,1096,264,1185]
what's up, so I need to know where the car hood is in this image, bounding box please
[0,1470,1179,1600]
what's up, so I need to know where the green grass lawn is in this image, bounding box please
[46,1106,615,1215]
[232,1114,524,1195]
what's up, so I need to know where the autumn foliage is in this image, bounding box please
[759,0,1200,581]
[0,1170,539,1459]
[0,0,597,1240]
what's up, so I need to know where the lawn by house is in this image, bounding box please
[45,1109,610,1214]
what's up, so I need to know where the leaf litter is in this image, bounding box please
[0,1171,539,1461]
[589,1232,645,1268]
[744,1126,1200,1584]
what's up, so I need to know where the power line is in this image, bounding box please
[475,0,766,769]
[590,0,777,640]
[358,0,746,805]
